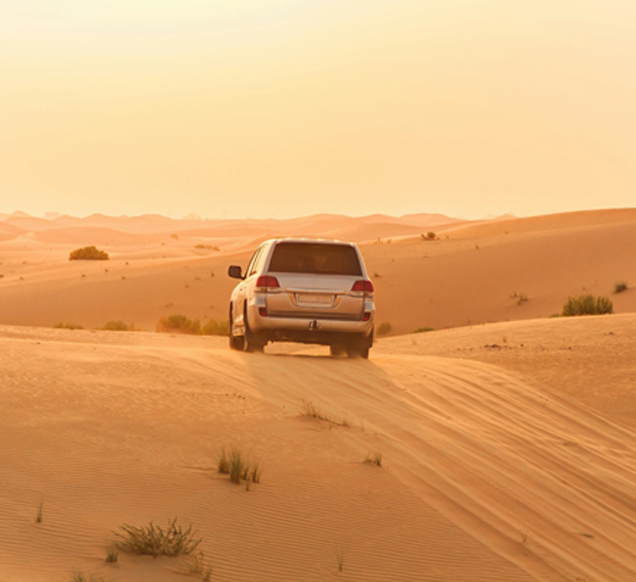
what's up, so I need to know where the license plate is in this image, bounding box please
[297,293,332,305]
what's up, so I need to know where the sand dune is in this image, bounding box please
[1,207,635,581]
[1,208,634,332]
[1,313,635,581]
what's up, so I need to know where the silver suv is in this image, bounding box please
[228,238,375,358]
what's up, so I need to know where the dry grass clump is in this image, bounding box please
[194,244,220,251]
[363,452,383,466]
[69,246,109,261]
[70,572,106,582]
[156,314,201,334]
[413,326,434,333]
[114,518,202,557]
[54,322,84,330]
[156,314,229,336]
[100,320,135,332]
[562,294,613,316]
[187,551,213,581]
[301,400,350,427]
[217,447,262,485]
[377,321,392,335]
[201,318,230,336]
[421,231,437,241]
[614,281,628,294]
[105,544,119,563]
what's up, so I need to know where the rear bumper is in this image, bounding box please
[248,299,374,345]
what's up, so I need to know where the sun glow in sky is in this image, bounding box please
[1,0,635,219]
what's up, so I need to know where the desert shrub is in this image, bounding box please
[364,452,383,467]
[194,244,220,251]
[114,518,201,557]
[614,281,628,294]
[217,447,262,485]
[562,294,613,317]
[377,322,392,335]
[156,314,201,334]
[413,326,434,333]
[421,232,437,241]
[69,246,109,261]
[300,400,349,427]
[101,320,133,331]
[70,572,106,582]
[201,319,230,336]
[54,322,84,330]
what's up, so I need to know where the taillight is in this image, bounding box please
[255,275,280,292]
[351,280,374,293]
[259,307,267,317]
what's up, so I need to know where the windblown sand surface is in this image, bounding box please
[0,208,635,581]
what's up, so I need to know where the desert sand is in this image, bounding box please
[0,208,635,581]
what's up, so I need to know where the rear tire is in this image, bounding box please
[243,307,265,353]
[330,344,346,357]
[228,306,245,351]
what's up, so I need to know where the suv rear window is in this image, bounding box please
[268,243,363,276]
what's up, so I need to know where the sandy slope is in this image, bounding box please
[1,313,636,582]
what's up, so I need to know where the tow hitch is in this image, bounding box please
[308,320,320,331]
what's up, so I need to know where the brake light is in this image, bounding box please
[259,307,267,317]
[255,275,280,292]
[351,280,374,293]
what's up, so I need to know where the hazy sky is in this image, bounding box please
[1,1,635,219]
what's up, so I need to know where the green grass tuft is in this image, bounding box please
[562,294,613,316]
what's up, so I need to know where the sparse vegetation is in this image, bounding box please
[300,400,350,427]
[421,231,437,241]
[377,321,392,335]
[364,452,383,467]
[217,447,262,485]
[70,572,106,582]
[69,246,109,261]
[54,322,84,330]
[510,292,529,305]
[105,544,119,563]
[36,502,43,523]
[614,281,628,294]
[114,518,202,557]
[100,320,135,332]
[187,551,213,581]
[413,326,434,333]
[194,244,220,251]
[156,314,201,334]
[562,294,613,317]
[156,314,230,336]
[201,318,230,336]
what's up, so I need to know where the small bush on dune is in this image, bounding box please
[114,518,202,557]
[156,314,201,334]
[377,322,392,335]
[413,326,434,333]
[201,319,230,336]
[562,294,613,317]
[69,246,109,261]
[217,447,262,485]
[614,281,628,294]
[101,320,134,332]
[54,322,84,330]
